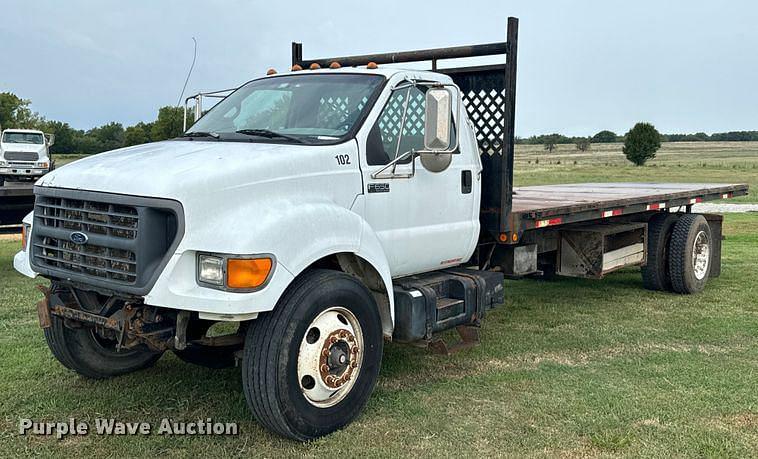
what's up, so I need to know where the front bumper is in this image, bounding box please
[16,246,296,321]
[0,166,48,176]
[14,249,38,278]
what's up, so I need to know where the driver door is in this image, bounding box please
[359,84,478,277]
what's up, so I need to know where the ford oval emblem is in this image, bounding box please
[70,231,89,245]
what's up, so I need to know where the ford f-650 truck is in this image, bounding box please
[13,18,749,440]
[0,128,54,186]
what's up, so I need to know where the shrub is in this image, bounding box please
[575,138,591,151]
[592,130,617,143]
[623,122,661,166]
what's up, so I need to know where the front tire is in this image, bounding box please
[668,214,712,294]
[242,269,383,440]
[43,285,163,379]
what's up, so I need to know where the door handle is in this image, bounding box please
[461,170,472,194]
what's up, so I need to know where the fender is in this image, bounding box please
[144,198,395,325]
[13,211,37,278]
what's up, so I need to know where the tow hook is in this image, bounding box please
[174,310,190,350]
[35,285,52,329]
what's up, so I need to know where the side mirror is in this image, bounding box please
[424,87,453,151]
[45,133,55,147]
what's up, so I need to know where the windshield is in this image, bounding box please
[186,73,385,142]
[2,132,44,144]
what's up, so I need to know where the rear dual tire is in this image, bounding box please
[642,213,680,291]
[642,213,712,294]
[668,214,712,294]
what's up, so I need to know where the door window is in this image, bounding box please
[367,86,427,166]
[367,85,456,166]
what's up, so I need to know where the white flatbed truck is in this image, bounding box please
[13,18,748,440]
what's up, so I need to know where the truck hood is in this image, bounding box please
[37,140,357,202]
[1,142,47,154]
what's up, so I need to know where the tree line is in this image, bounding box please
[0,92,188,155]
[517,129,758,147]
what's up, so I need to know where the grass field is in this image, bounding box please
[1,213,756,457]
[513,141,758,203]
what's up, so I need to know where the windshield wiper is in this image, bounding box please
[235,129,308,144]
[183,131,220,139]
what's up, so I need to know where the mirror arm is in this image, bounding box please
[370,149,417,179]
[392,86,413,174]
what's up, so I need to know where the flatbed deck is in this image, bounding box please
[510,182,749,234]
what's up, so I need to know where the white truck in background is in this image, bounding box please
[12,18,748,440]
[0,128,55,186]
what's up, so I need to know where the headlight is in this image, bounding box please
[0,160,6,166]
[197,253,274,291]
[198,254,224,285]
[37,161,49,168]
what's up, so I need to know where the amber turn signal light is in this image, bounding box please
[226,258,273,289]
[21,224,28,251]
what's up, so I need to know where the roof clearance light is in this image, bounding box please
[329,61,341,69]
[291,64,303,71]
[309,63,321,70]
[266,68,277,75]
[366,62,378,69]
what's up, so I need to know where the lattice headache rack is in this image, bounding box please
[292,17,519,238]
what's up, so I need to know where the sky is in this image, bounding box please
[1,0,756,137]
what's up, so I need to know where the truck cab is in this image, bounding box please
[0,128,54,185]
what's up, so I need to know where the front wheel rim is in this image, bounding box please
[296,306,364,408]
[692,230,710,280]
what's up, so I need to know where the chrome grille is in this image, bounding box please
[4,151,39,161]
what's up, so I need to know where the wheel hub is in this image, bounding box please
[692,230,710,280]
[320,329,359,389]
[297,307,364,407]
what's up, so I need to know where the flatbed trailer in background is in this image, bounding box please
[0,183,34,225]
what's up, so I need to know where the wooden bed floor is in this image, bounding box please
[511,182,746,214]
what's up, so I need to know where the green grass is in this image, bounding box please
[514,141,758,203]
[1,214,756,457]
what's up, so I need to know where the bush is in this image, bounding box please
[592,130,617,143]
[575,138,591,151]
[623,122,661,166]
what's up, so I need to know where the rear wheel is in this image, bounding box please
[242,269,383,440]
[43,284,163,379]
[642,213,680,291]
[668,214,712,294]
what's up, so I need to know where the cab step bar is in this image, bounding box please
[392,268,505,349]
